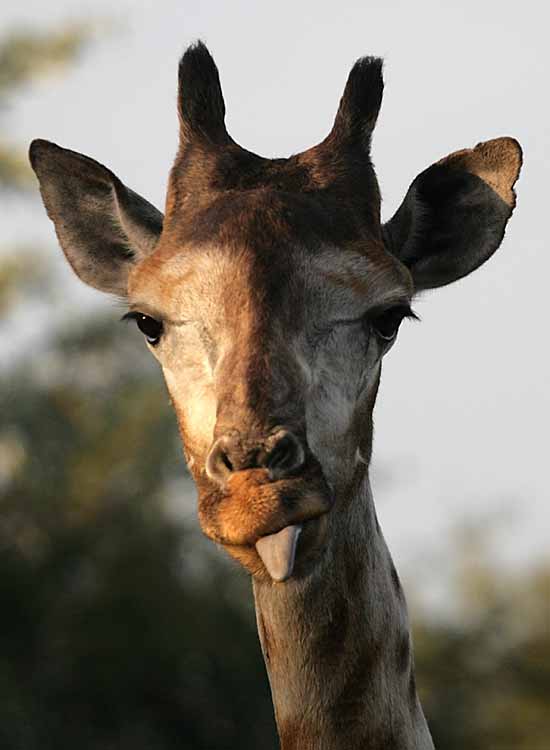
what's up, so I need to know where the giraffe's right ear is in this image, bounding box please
[29,139,163,297]
[383,137,522,292]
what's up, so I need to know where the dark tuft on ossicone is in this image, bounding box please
[331,56,384,150]
[178,40,228,144]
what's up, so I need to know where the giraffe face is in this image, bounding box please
[29,42,521,581]
[127,191,413,578]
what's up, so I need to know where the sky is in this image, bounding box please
[3,0,548,607]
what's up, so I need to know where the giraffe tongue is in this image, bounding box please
[255,524,303,582]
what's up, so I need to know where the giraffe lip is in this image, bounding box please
[255,524,303,582]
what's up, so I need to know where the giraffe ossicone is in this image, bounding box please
[30,40,522,750]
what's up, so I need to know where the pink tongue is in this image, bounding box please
[255,525,303,582]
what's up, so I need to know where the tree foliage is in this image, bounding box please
[0,23,91,315]
[0,25,90,191]
[416,562,550,750]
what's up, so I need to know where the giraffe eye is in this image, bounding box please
[371,305,416,342]
[122,312,164,346]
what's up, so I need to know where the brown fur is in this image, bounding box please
[197,467,332,546]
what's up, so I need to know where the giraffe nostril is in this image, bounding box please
[206,436,235,486]
[221,452,233,472]
[265,430,305,481]
[206,429,306,487]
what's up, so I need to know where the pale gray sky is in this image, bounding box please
[3,0,548,604]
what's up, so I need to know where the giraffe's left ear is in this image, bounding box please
[383,137,522,292]
[29,139,163,297]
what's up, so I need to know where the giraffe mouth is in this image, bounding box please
[197,463,333,580]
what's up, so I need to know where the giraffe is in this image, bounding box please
[30,42,521,750]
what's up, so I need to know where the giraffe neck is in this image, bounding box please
[252,476,434,750]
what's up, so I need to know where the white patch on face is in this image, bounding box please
[181,381,217,450]
[162,335,218,454]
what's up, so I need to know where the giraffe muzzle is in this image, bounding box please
[198,429,332,580]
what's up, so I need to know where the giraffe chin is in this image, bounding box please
[255,524,303,582]
[220,513,329,581]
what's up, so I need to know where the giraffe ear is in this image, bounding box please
[29,139,163,297]
[383,137,522,292]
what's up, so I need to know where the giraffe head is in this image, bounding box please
[30,42,521,582]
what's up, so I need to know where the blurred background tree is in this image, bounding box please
[414,543,550,750]
[0,26,86,191]
[0,21,548,750]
